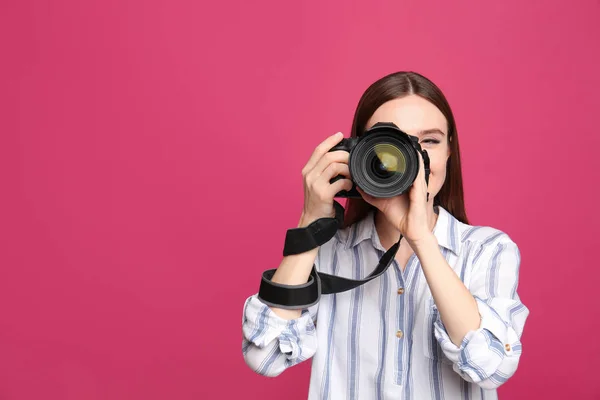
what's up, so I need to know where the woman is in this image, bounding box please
[241,71,529,400]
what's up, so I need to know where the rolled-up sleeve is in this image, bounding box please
[242,294,318,377]
[433,234,530,389]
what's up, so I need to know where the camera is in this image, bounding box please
[329,122,430,198]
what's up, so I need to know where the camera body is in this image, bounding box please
[329,122,430,198]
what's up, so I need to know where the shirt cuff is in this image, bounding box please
[433,297,512,382]
[242,295,315,360]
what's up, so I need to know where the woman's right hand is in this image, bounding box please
[298,132,354,227]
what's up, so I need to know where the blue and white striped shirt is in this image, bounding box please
[242,206,529,399]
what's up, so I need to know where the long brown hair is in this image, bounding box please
[343,71,469,227]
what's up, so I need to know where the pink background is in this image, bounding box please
[1,0,599,399]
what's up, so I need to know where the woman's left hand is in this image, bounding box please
[357,150,432,245]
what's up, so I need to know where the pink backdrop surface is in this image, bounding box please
[1,0,599,399]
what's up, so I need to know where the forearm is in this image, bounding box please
[410,233,480,346]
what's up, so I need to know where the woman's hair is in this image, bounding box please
[343,71,469,227]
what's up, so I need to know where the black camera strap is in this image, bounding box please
[257,200,402,309]
[257,150,430,310]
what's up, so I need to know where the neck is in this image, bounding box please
[374,202,438,251]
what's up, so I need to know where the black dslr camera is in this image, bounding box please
[329,122,430,198]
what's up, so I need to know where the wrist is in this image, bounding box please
[298,213,315,228]
[407,232,438,254]
[298,209,334,228]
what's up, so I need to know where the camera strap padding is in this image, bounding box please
[257,200,402,309]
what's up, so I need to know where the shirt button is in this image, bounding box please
[505,344,511,351]
[396,330,404,339]
[397,288,405,295]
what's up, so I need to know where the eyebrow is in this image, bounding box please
[418,129,446,136]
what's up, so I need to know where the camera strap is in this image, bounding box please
[257,200,402,309]
[257,150,430,310]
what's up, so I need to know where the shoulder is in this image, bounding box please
[460,224,515,246]
[436,207,519,256]
[454,218,520,264]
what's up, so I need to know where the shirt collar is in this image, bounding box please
[343,210,378,250]
[344,206,462,255]
[432,206,462,255]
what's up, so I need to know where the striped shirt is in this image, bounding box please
[242,206,529,399]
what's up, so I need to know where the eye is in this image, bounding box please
[421,138,440,145]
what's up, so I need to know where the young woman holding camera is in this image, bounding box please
[241,71,528,400]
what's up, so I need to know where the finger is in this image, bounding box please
[303,132,344,175]
[326,178,353,198]
[310,150,350,178]
[318,162,350,182]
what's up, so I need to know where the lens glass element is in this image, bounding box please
[371,143,406,179]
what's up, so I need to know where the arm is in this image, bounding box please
[411,233,480,346]
[242,131,352,376]
[414,232,529,389]
[357,144,528,388]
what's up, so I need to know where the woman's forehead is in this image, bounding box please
[366,96,447,135]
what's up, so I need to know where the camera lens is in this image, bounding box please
[348,128,419,198]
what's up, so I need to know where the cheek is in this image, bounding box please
[431,158,447,177]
